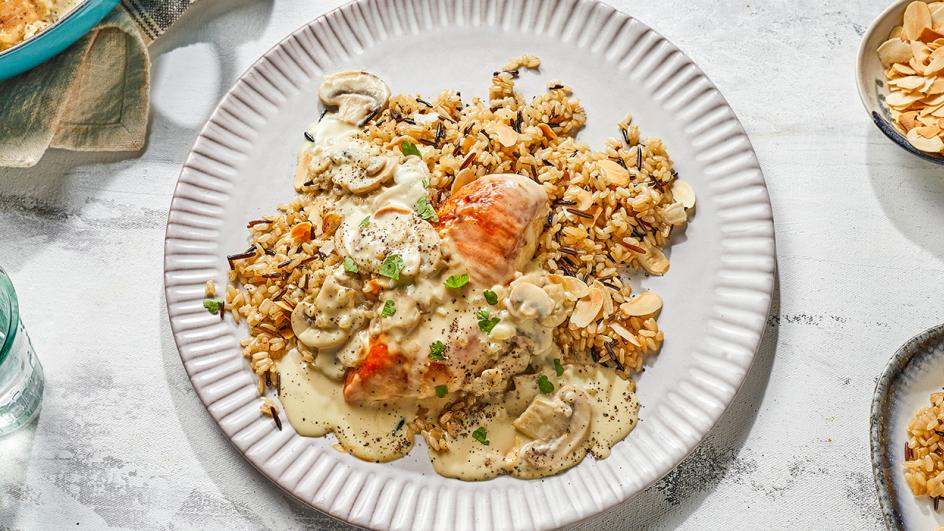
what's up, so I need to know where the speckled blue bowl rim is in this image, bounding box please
[870,323,944,530]
[855,0,944,166]
[0,0,118,81]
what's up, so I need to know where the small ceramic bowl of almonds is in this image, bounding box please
[858,0,944,163]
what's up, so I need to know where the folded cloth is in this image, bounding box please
[0,1,196,168]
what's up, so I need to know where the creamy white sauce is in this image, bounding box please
[278,106,641,480]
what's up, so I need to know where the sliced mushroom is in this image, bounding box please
[509,386,592,475]
[507,282,555,321]
[291,273,359,349]
[319,71,391,126]
[331,156,396,194]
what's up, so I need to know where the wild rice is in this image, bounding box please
[905,392,944,500]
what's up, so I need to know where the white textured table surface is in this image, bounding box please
[0,0,933,529]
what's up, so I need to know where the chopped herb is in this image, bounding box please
[435,385,448,398]
[379,254,403,280]
[483,290,498,305]
[421,176,430,188]
[537,374,555,394]
[359,216,371,228]
[380,299,396,318]
[476,309,500,334]
[471,426,490,446]
[343,256,359,273]
[444,273,469,289]
[553,358,564,377]
[203,297,224,315]
[429,340,447,361]
[400,140,421,157]
[414,195,439,222]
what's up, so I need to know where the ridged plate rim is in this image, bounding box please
[163,1,776,529]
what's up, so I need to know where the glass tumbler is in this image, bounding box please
[0,267,44,436]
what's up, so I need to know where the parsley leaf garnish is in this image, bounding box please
[414,195,439,222]
[471,426,490,446]
[343,256,358,273]
[380,299,396,318]
[429,340,447,361]
[400,140,421,157]
[359,216,371,228]
[435,385,448,398]
[421,176,430,188]
[379,254,403,280]
[537,374,555,394]
[483,290,498,305]
[476,309,500,334]
[444,273,469,289]
[203,297,224,315]
[553,358,564,377]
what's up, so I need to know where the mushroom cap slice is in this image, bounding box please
[509,385,593,476]
[319,70,391,126]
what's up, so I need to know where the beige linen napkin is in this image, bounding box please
[0,1,195,168]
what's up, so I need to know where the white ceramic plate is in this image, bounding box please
[163,1,776,529]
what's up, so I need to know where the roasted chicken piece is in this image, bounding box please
[436,173,549,286]
[343,174,549,404]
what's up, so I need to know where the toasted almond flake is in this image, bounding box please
[620,291,663,317]
[901,110,920,130]
[929,78,944,94]
[895,63,918,75]
[905,1,933,41]
[892,75,928,89]
[907,127,944,151]
[610,321,635,341]
[451,167,477,194]
[570,286,604,328]
[887,91,924,107]
[592,280,614,317]
[919,26,944,43]
[495,122,518,147]
[548,273,590,299]
[891,25,905,39]
[926,92,944,106]
[672,179,696,208]
[913,39,933,63]
[910,56,927,74]
[637,243,670,275]
[934,5,944,29]
[537,123,557,140]
[917,125,941,137]
[598,159,630,187]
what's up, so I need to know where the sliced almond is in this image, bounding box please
[891,75,927,89]
[451,167,477,194]
[570,286,604,328]
[548,274,591,300]
[913,40,933,63]
[928,55,944,74]
[910,56,927,74]
[609,322,641,346]
[904,1,933,41]
[907,126,944,151]
[886,91,924,107]
[916,125,941,137]
[495,123,518,147]
[928,77,944,93]
[879,39,913,67]
[894,63,918,75]
[620,291,663,317]
[934,5,944,29]
[900,110,920,130]
[537,123,557,140]
[636,244,669,276]
[672,179,696,208]
[926,92,944,106]
[919,26,944,43]
[662,202,688,225]
[598,159,630,187]
[890,25,905,39]
[932,104,944,116]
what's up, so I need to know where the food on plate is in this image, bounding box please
[876,1,944,153]
[222,56,695,479]
[0,0,79,52]
[904,391,944,503]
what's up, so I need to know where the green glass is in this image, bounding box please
[0,267,44,436]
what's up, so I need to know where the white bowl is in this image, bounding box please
[857,0,944,164]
